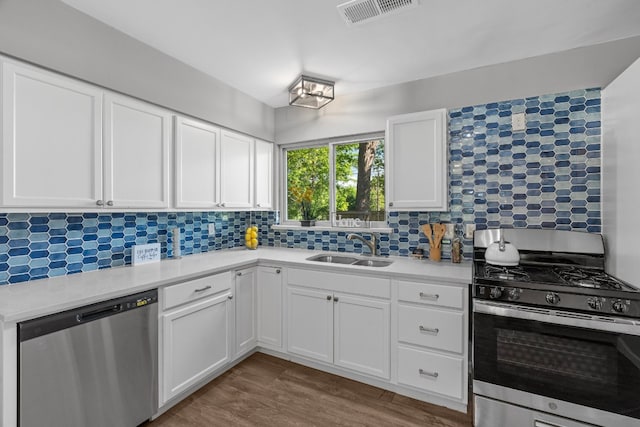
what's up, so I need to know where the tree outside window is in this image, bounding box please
[285,139,385,223]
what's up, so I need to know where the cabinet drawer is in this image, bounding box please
[398,305,463,353]
[288,268,390,299]
[397,281,464,309]
[397,346,464,400]
[163,272,232,310]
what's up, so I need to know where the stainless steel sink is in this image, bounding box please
[351,259,394,267]
[306,254,359,264]
[306,254,393,267]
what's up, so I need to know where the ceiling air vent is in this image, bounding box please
[337,0,419,26]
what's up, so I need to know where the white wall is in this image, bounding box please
[602,57,640,284]
[276,36,640,144]
[0,0,274,141]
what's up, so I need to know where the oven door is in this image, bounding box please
[473,300,640,425]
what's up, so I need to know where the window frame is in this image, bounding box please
[280,132,386,228]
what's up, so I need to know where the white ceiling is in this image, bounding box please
[61,0,640,108]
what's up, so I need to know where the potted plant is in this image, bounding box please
[291,186,316,226]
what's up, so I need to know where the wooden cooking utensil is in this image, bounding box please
[434,224,446,248]
[421,224,434,248]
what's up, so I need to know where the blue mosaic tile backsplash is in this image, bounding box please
[273,88,602,259]
[0,88,601,285]
[0,211,277,285]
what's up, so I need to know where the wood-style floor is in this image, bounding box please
[149,353,473,427]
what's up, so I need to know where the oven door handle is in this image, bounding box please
[473,300,640,336]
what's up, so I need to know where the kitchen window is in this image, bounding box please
[283,136,385,227]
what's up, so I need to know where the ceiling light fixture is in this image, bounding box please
[288,75,335,109]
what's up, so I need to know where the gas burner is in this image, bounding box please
[484,264,530,281]
[553,266,634,291]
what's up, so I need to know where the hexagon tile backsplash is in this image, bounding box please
[0,88,601,285]
[273,88,601,259]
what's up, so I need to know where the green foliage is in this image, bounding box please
[286,146,329,220]
[286,140,385,222]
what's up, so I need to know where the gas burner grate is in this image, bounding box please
[484,265,530,281]
[553,266,633,291]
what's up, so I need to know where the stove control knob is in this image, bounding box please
[489,287,503,299]
[508,288,521,301]
[545,292,560,305]
[612,300,629,314]
[587,297,602,311]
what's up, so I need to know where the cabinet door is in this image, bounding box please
[219,130,254,208]
[334,294,390,379]
[235,267,257,356]
[257,266,282,349]
[254,139,273,210]
[104,94,170,209]
[287,286,333,363]
[386,109,447,211]
[1,61,103,207]
[162,292,232,403]
[174,116,220,208]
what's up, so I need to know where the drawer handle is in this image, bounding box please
[418,369,439,378]
[194,286,212,293]
[534,421,566,427]
[419,292,439,300]
[419,326,439,334]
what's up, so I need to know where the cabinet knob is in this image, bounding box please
[256,203,261,207]
[333,296,339,303]
[326,295,332,301]
[388,202,394,207]
[106,200,114,207]
[96,200,104,206]
[228,294,233,300]
[276,269,281,274]
[236,272,242,276]
[220,202,226,207]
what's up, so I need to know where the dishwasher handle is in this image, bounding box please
[19,289,158,343]
[76,304,123,323]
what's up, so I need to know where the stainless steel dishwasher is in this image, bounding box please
[18,289,158,427]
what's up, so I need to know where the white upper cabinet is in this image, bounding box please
[254,139,273,210]
[104,94,171,209]
[1,61,103,207]
[1,58,171,209]
[174,116,220,209]
[219,130,254,209]
[0,56,275,211]
[386,109,448,211]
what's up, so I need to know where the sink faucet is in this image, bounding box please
[347,233,377,256]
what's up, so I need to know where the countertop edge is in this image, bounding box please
[0,248,472,323]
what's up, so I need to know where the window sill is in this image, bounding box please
[271,224,392,234]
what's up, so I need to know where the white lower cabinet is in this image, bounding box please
[334,294,390,378]
[287,268,391,380]
[287,286,334,363]
[257,266,283,349]
[397,345,464,400]
[161,291,232,404]
[156,265,468,416]
[234,267,257,357]
[393,279,468,409]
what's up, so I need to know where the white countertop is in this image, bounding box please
[0,247,471,323]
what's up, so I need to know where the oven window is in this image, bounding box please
[474,313,640,419]
[496,328,617,387]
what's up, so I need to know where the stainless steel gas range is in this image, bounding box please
[471,229,640,427]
